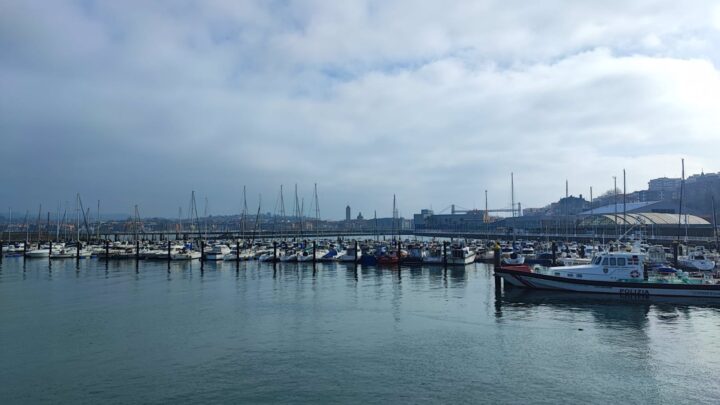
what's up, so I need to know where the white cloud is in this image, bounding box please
[1,0,719,217]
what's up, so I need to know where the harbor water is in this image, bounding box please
[2,258,720,404]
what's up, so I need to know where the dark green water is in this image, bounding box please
[2,257,720,404]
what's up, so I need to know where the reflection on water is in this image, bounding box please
[1,259,720,404]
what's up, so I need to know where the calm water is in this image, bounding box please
[2,257,720,404]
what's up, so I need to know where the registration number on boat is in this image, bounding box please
[618,288,650,297]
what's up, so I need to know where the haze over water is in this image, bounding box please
[2,258,720,404]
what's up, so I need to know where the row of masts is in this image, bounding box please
[4,193,101,243]
[4,184,401,243]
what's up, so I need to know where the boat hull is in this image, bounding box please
[496,268,720,298]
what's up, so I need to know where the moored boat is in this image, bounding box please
[496,250,720,298]
[447,245,476,265]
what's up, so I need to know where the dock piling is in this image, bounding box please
[312,241,316,263]
[397,240,401,268]
[105,239,110,260]
[442,241,448,266]
[48,240,52,263]
[493,244,502,291]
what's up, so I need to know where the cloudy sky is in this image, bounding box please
[2,1,720,219]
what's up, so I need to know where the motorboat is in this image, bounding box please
[402,244,426,264]
[205,244,231,261]
[423,246,444,264]
[502,252,525,265]
[338,246,360,263]
[496,250,720,298]
[678,249,716,272]
[25,245,51,258]
[171,248,201,260]
[447,245,476,265]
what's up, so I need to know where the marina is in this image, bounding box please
[4,1,720,402]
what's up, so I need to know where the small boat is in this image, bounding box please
[525,252,554,267]
[50,246,91,259]
[171,248,201,260]
[423,246,444,264]
[297,249,318,262]
[678,249,716,272]
[520,246,535,258]
[502,252,525,265]
[377,251,400,266]
[338,246,360,263]
[447,245,476,265]
[26,246,51,258]
[402,244,426,265]
[204,244,230,261]
[319,246,340,262]
[279,249,297,262]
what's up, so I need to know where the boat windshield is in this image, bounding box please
[592,256,602,265]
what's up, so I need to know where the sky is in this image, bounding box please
[2,1,720,219]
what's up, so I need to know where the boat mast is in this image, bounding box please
[676,159,685,244]
[313,183,320,239]
[133,204,139,242]
[300,198,304,239]
[78,195,91,241]
[203,197,209,240]
[511,172,515,218]
[24,210,29,243]
[241,185,248,241]
[279,185,286,240]
[96,200,100,241]
[57,208,65,241]
[392,194,398,240]
[565,179,569,241]
[623,169,627,237]
[374,210,378,241]
[590,186,594,240]
[190,191,200,241]
[250,194,261,245]
[7,208,11,242]
[712,196,719,253]
[76,194,80,242]
[613,176,618,239]
[36,204,42,242]
[294,184,300,239]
